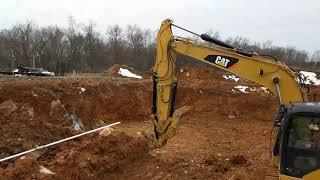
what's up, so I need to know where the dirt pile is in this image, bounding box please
[104,64,142,78]
[0,78,153,165]
[50,132,149,179]
[0,156,41,180]
[0,99,18,116]
[0,112,76,162]
[0,133,149,179]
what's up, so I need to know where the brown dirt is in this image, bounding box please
[0,67,317,179]
[0,133,149,179]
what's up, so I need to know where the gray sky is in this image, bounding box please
[1,0,319,52]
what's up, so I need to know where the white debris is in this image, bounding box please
[99,127,114,137]
[309,124,320,131]
[233,85,269,94]
[39,165,55,175]
[233,85,249,93]
[118,68,142,79]
[41,71,55,76]
[71,117,83,130]
[79,87,86,94]
[249,87,258,92]
[300,71,320,85]
[223,74,239,82]
[259,87,269,94]
[73,122,81,130]
[32,91,38,97]
[66,113,84,130]
[249,87,268,93]
[228,115,236,119]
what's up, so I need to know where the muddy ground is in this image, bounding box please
[0,67,317,179]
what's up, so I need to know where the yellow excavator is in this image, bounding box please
[144,19,320,179]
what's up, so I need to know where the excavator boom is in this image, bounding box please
[145,19,319,179]
[146,19,306,146]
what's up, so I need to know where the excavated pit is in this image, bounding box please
[1,66,315,179]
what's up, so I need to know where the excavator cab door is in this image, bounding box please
[279,113,320,178]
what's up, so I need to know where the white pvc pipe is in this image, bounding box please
[0,121,121,163]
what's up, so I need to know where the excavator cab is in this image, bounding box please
[278,103,320,178]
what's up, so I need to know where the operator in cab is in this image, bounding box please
[284,116,320,176]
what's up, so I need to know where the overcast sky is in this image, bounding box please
[1,0,319,53]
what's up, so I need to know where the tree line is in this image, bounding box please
[0,17,319,74]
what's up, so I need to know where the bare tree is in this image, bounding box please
[65,16,87,72]
[0,19,316,73]
[311,50,320,62]
[106,24,125,65]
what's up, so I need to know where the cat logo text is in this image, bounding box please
[204,55,239,69]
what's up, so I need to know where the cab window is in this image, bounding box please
[288,116,320,150]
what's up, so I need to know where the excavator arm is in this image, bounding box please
[145,19,307,148]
